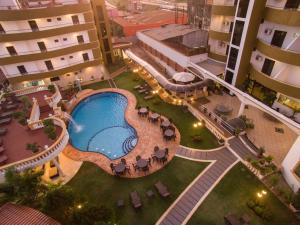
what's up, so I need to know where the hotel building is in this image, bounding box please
[0,0,114,89]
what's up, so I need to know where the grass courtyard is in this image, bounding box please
[68,157,208,225]
[188,163,299,225]
[83,71,219,149]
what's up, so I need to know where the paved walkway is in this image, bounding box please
[228,137,258,160]
[156,146,238,225]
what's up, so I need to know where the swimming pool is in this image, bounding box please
[68,92,138,160]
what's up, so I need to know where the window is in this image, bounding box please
[71,15,79,25]
[96,6,105,21]
[54,39,59,43]
[61,57,65,60]
[227,47,239,70]
[0,24,5,34]
[63,38,67,41]
[103,38,110,52]
[37,42,47,52]
[237,0,249,18]
[225,70,234,84]
[100,23,107,37]
[285,0,300,9]
[77,35,84,44]
[232,21,244,46]
[50,77,60,81]
[28,20,39,31]
[271,30,287,48]
[17,65,27,75]
[69,56,73,59]
[82,53,89,61]
[6,46,17,56]
[106,53,113,64]
[45,60,54,71]
[47,18,52,22]
[57,17,62,21]
[261,58,275,76]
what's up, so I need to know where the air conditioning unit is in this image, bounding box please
[219,41,226,47]
[264,28,273,35]
[255,54,263,61]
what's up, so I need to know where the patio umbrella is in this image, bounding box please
[172,72,195,83]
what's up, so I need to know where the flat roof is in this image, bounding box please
[196,59,226,76]
[112,10,184,27]
[142,24,199,41]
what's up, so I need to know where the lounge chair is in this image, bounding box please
[5,104,18,111]
[0,155,8,165]
[134,85,142,90]
[0,128,7,136]
[155,181,170,197]
[0,111,14,119]
[130,191,142,209]
[0,146,4,153]
[0,118,11,126]
[144,95,154,100]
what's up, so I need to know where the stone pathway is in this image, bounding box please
[156,146,238,225]
[228,137,258,160]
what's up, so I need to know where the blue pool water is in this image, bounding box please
[68,92,138,160]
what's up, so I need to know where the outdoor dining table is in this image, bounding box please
[137,158,148,169]
[161,120,171,128]
[155,149,166,160]
[164,129,175,138]
[114,163,126,174]
[139,107,148,114]
[150,113,160,122]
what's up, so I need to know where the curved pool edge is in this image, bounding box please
[63,88,181,178]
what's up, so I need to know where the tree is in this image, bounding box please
[0,168,45,206]
[42,185,76,223]
[292,189,300,210]
[70,204,114,225]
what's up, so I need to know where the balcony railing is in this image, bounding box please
[12,85,48,96]
[0,41,92,58]
[0,117,69,177]
[0,0,88,10]
[44,84,62,107]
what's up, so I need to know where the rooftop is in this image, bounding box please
[196,59,226,76]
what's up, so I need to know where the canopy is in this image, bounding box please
[172,72,195,83]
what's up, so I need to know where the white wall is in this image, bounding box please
[210,15,233,33]
[137,31,207,68]
[282,136,300,192]
[209,39,228,55]
[213,0,235,5]
[257,21,300,52]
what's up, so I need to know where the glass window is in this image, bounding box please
[225,70,234,84]
[227,47,239,70]
[237,0,249,18]
[232,21,244,46]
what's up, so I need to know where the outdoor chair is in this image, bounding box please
[165,148,169,156]
[0,118,12,125]
[136,155,141,161]
[130,191,142,209]
[154,146,159,152]
[154,181,170,197]
[121,158,127,165]
[132,163,138,171]
[110,163,115,172]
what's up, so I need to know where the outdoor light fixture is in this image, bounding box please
[198,122,202,126]
[77,204,82,209]
[257,193,263,198]
[262,190,267,195]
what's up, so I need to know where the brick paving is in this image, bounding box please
[157,146,238,225]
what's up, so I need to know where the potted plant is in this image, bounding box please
[26,142,40,153]
[48,84,56,93]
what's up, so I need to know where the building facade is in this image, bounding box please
[0,0,114,89]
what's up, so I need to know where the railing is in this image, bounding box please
[27,98,40,129]
[12,85,48,96]
[212,0,235,6]
[0,117,69,177]
[0,0,88,10]
[44,84,62,107]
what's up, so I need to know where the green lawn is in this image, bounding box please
[114,71,219,149]
[68,157,208,225]
[188,163,299,225]
[82,80,111,90]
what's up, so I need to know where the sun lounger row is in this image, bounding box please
[129,181,170,209]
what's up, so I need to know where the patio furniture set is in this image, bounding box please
[117,181,171,209]
[134,83,154,100]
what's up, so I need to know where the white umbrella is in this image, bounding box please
[172,72,195,83]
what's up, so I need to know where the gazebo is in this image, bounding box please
[172,72,195,84]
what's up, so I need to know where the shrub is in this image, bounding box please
[48,84,56,93]
[192,135,202,142]
[254,206,264,216]
[262,209,273,221]
[26,142,40,153]
[43,119,54,127]
[247,200,255,209]
[265,155,273,164]
[43,119,57,140]
[292,189,300,210]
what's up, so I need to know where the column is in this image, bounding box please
[52,158,65,177]
[238,102,245,117]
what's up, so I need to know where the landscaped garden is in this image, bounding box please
[84,71,219,149]
[187,163,299,225]
[68,157,208,225]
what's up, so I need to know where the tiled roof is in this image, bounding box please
[0,203,60,225]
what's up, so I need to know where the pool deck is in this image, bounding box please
[63,88,180,178]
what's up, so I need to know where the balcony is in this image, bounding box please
[264,6,300,26]
[256,39,300,66]
[249,65,300,99]
[0,21,95,42]
[0,41,99,64]
[7,58,101,84]
[208,51,227,62]
[211,4,236,16]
